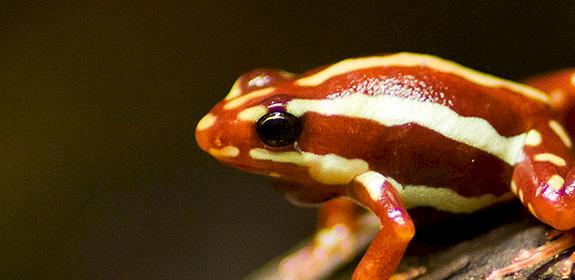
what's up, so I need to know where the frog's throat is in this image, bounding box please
[286,94,526,165]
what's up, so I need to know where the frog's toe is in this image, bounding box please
[389,266,426,280]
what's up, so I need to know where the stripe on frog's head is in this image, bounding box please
[197,113,217,131]
[238,105,267,121]
[209,146,240,158]
[224,87,276,110]
[295,53,550,104]
[224,79,242,101]
[286,94,526,165]
[225,69,294,103]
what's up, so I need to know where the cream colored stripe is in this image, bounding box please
[295,53,549,104]
[524,130,542,146]
[383,175,512,213]
[224,87,275,110]
[547,175,565,191]
[549,120,573,148]
[355,171,385,201]
[511,180,518,194]
[534,153,567,166]
[209,146,240,158]
[249,148,369,185]
[400,186,514,213]
[252,143,512,213]
[196,113,217,131]
[287,94,525,164]
[224,79,242,100]
[238,105,267,121]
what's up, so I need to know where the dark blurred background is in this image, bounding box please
[1,1,575,279]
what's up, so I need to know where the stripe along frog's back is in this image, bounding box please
[196,53,575,279]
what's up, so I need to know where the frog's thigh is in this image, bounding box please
[512,119,575,230]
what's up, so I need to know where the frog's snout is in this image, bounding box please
[195,113,217,152]
[195,113,241,159]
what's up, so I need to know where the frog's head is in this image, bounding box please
[196,67,372,203]
[195,68,303,173]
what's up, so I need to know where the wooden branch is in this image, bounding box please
[245,202,575,279]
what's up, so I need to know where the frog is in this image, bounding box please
[195,52,575,279]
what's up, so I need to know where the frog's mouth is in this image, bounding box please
[209,152,274,175]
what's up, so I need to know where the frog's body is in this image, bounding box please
[196,53,575,279]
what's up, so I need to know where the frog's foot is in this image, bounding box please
[486,231,575,280]
[279,224,355,280]
[278,216,378,280]
[389,266,427,280]
[558,251,575,277]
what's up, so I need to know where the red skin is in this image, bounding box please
[196,57,575,279]
[523,69,575,138]
[520,69,575,230]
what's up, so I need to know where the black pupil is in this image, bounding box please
[256,112,301,147]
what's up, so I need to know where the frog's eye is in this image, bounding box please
[256,111,302,147]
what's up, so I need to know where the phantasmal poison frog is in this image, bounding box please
[196,53,575,280]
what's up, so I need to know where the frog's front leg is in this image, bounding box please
[347,171,415,280]
[489,119,575,279]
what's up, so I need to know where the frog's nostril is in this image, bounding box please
[214,137,223,148]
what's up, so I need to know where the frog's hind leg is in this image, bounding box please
[524,69,575,138]
[513,119,575,231]
[489,119,575,279]
[278,197,380,280]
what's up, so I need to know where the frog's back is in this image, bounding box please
[284,53,553,213]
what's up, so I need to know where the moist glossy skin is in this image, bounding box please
[196,53,575,279]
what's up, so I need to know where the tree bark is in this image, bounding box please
[247,202,575,280]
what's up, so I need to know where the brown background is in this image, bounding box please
[2,1,575,279]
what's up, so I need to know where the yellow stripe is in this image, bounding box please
[238,105,267,121]
[249,148,369,185]
[524,130,542,146]
[547,175,565,191]
[196,113,217,131]
[511,180,518,194]
[224,87,275,110]
[295,53,549,104]
[287,94,525,164]
[224,79,242,101]
[549,120,573,148]
[534,153,567,166]
[401,186,513,213]
[209,146,240,158]
[355,171,385,201]
[250,145,513,213]
[382,176,513,213]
